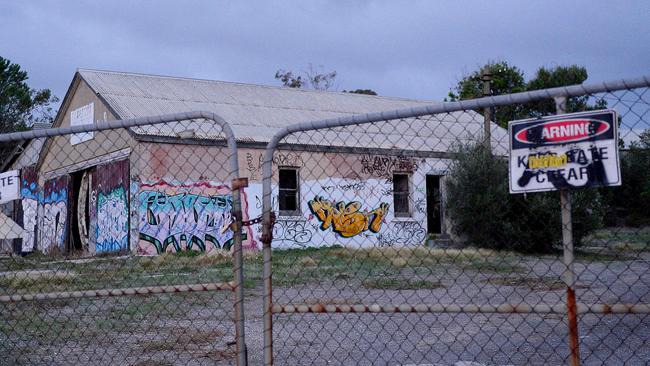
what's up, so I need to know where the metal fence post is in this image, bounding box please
[555,96,581,366]
[231,177,249,366]
[261,145,277,366]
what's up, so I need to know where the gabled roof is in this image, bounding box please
[77,69,508,154]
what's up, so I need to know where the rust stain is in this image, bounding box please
[567,287,581,366]
[602,304,611,314]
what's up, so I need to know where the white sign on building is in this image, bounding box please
[509,110,621,194]
[0,170,20,204]
[70,103,94,145]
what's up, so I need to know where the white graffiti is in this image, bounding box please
[42,201,66,253]
[21,199,37,252]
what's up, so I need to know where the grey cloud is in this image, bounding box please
[0,0,648,103]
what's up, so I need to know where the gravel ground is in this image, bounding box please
[1,247,649,365]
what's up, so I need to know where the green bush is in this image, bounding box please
[445,143,604,253]
[601,134,650,226]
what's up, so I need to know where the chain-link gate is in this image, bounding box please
[260,76,650,365]
[3,76,650,366]
[0,112,249,365]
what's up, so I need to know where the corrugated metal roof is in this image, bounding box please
[78,69,508,154]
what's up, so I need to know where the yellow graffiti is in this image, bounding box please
[528,153,568,169]
[309,196,389,238]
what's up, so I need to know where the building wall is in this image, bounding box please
[131,142,256,254]
[128,142,452,254]
[38,78,135,180]
[240,147,453,249]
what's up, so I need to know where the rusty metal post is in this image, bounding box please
[261,148,275,366]
[482,70,492,150]
[555,96,580,366]
[230,177,249,366]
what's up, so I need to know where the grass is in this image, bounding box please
[0,238,641,363]
[270,246,531,287]
[583,227,650,251]
[1,235,639,294]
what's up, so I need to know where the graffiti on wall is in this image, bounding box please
[137,180,255,255]
[42,176,69,253]
[320,182,367,194]
[273,219,314,245]
[245,151,305,180]
[93,159,130,253]
[377,221,426,247]
[20,167,39,252]
[360,155,419,178]
[308,196,389,238]
[96,187,129,252]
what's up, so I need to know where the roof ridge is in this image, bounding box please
[77,68,437,103]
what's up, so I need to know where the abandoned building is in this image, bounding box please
[0,69,507,256]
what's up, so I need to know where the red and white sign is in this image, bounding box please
[509,110,620,194]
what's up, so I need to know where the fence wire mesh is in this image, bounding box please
[1,78,650,366]
[262,83,650,365]
[0,115,247,365]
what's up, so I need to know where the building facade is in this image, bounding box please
[1,70,507,256]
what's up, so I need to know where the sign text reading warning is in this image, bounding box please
[509,110,621,194]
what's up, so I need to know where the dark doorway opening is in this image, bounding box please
[426,175,442,235]
[69,170,90,253]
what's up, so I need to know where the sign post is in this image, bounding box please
[508,104,621,366]
[555,97,580,366]
[0,170,20,204]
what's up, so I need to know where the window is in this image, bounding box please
[393,173,410,216]
[279,168,300,215]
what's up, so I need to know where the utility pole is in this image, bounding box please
[482,70,493,150]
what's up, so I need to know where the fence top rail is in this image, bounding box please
[0,111,236,145]
[264,75,650,151]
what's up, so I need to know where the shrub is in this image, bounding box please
[445,143,604,253]
[601,138,650,226]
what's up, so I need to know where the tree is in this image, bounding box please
[0,56,58,164]
[447,61,526,127]
[344,89,378,96]
[524,65,607,117]
[448,61,606,127]
[275,64,337,91]
[602,130,650,226]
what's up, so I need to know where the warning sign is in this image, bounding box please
[509,110,621,194]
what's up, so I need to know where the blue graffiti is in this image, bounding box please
[96,187,129,253]
[138,191,236,253]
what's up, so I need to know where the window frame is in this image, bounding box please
[392,172,411,217]
[278,167,301,217]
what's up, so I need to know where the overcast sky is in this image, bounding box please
[1,1,648,103]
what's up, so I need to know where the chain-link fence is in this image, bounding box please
[2,76,650,366]
[0,112,248,365]
[260,76,650,365]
